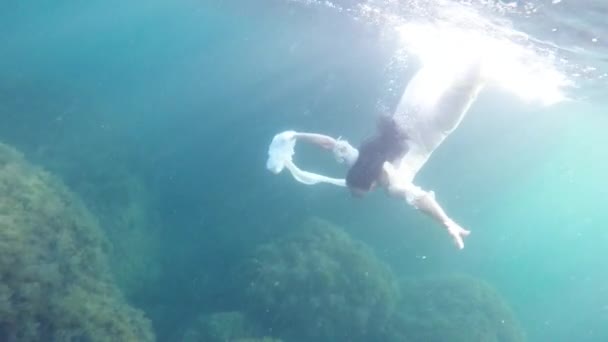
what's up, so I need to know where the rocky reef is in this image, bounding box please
[179,311,282,342]
[389,273,526,342]
[32,136,163,301]
[240,217,400,342]
[0,142,154,341]
[238,216,525,342]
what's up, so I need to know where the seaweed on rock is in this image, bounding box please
[241,217,400,342]
[388,274,526,342]
[179,311,282,342]
[33,138,163,301]
[0,142,154,341]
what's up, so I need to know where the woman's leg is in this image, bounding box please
[392,60,486,182]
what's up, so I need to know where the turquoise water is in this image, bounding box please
[1,0,607,341]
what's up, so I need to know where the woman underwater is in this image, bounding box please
[266,57,486,249]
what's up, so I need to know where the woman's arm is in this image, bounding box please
[293,132,338,149]
[383,162,470,249]
[294,132,359,166]
[266,130,356,187]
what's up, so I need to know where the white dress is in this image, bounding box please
[391,60,485,183]
[266,59,485,188]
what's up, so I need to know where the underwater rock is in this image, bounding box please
[241,217,400,342]
[389,273,526,342]
[0,142,154,341]
[179,311,282,342]
[34,141,163,301]
[87,169,163,302]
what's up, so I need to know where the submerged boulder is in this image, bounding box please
[389,274,526,342]
[240,217,400,342]
[0,142,154,341]
[34,139,163,301]
[179,311,282,342]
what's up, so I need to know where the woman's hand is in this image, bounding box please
[294,132,336,149]
[443,219,471,249]
[332,138,358,165]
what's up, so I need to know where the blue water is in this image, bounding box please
[1,0,607,341]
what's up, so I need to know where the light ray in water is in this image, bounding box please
[382,1,574,106]
[395,20,572,106]
[289,0,576,106]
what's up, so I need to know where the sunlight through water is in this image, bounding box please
[289,0,579,106]
[395,18,571,106]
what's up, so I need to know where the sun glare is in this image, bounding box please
[396,19,572,106]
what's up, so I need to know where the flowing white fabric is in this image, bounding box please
[266,131,346,187]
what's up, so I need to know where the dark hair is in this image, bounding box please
[346,116,408,192]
